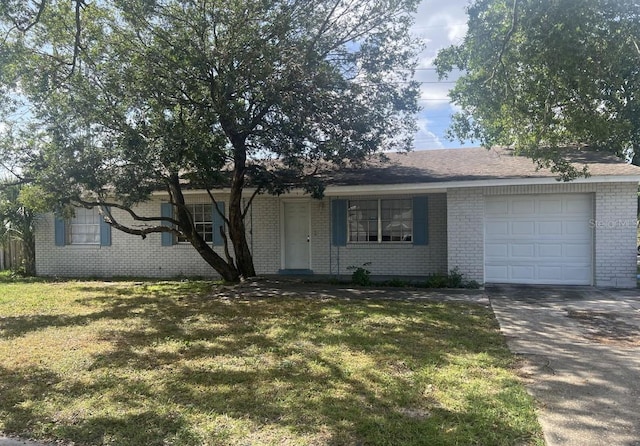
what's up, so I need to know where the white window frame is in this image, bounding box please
[68,207,101,245]
[348,198,413,243]
[176,203,214,243]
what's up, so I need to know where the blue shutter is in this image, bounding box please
[212,202,225,246]
[54,216,66,246]
[331,199,347,246]
[413,196,428,245]
[100,207,112,246]
[161,203,174,246]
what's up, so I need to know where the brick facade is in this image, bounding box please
[35,192,449,279]
[35,183,638,287]
[447,182,638,288]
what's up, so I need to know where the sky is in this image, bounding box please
[410,0,471,150]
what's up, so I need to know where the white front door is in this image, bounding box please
[484,194,593,285]
[283,201,310,270]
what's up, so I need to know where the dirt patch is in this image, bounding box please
[566,310,640,346]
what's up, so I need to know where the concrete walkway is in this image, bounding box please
[488,285,640,446]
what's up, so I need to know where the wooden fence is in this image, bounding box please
[0,238,24,271]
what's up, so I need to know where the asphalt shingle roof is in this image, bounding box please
[322,147,640,186]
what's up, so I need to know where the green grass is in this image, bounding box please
[0,274,543,445]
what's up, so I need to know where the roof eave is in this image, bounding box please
[323,175,640,196]
[151,174,640,198]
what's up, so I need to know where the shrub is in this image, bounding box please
[347,262,372,286]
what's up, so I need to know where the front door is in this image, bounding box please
[283,201,310,270]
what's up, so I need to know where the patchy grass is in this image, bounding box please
[0,274,543,445]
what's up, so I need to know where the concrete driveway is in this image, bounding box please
[488,285,640,446]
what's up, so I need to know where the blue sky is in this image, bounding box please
[411,0,471,150]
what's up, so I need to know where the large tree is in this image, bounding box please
[0,0,420,281]
[435,0,640,178]
[0,182,36,276]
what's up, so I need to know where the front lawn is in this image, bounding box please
[0,276,543,445]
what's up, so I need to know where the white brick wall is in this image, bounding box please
[447,182,638,288]
[36,192,448,279]
[325,193,448,277]
[36,183,638,287]
[594,183,638,288]
[35,196,223,278]
[447,188,484,283]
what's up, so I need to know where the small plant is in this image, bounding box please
[418,267,480,289]
[421,273,449,289]
[347,262,372,286]
[447,267,464,288]
[382,278,410,288]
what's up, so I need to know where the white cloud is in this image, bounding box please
[409,0,471,148]
[414,116,445,149]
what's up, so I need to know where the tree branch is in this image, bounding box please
[241,187,261,220]
[205,189,230,226]
[70,0,84,75]
[11,0,47,33]
[73,198,181,227]
[219,226,236,270]
[485,0,518,85]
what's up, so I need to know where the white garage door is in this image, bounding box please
[484,194,593,285]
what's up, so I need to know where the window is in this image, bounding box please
[177,203,213,243]
[68,207,101,245]
[348,199,413,243]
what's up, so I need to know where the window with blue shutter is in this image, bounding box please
[54,207,113,246]
[99,207,112,246]
[160,203,175,246]
[212,202,225,246]
[54,216,66,246]
[412,196,428,245]
[331,199,347,246]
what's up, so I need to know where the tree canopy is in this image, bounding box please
[435,0,640,178]
[0,0,420,281]
[0,182,36,275]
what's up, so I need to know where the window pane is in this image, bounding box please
[381,199,412,242]
[348,200,378,242]
[178,204,214,243]
[70,208,101,244]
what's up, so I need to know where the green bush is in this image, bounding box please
[418,268,480,289]
[347,262,372,286]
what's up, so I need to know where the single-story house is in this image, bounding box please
[35,147,640,288]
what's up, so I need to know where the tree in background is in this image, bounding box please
[435,0,640,178]
[0,182,36,276]
[0,0,420,281]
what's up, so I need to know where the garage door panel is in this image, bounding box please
[486,221,509,236]
[486,200,508,214]
[538,244,563,257]
[485,243,508,257]
[563,266,593,282]
[512,200,535,214]
[485,265,509,281]
[538,221,563,235]
[510,244,535,257]
[566,197,593,214]
[538,199,563,214]
[563,243,592,258]
[485,194,593,285]
[537,266,564,281]
[512,221,535,235]
[511,265,536,280]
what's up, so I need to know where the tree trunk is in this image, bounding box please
[168,178,241,282]
[228,147,256,279]
[21,218,36,276]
